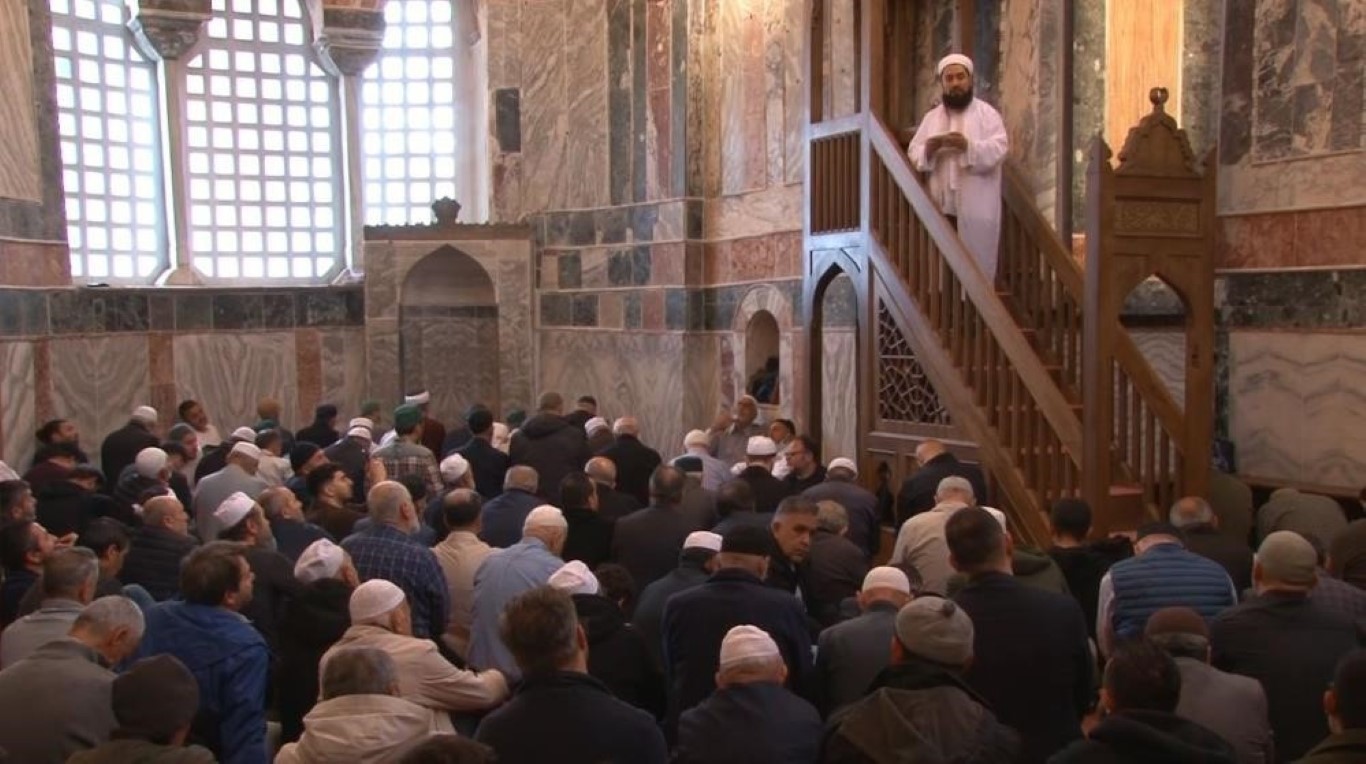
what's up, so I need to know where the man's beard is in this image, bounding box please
[942,86,974,111]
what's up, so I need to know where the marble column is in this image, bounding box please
[315,6,385,279]
[128,0,211,286]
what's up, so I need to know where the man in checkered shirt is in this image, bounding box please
[373,404,443,500]
[342,480,449,640]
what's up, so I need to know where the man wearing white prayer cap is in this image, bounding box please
[735,436,789,514]
[634,530,724,665]
[402,390,447,458]
[548,560,600,596]
[670,429,730,491]
[321,579,509,733]
[439,453,472,489]
[216,490,308,653]
[467,504,567,679]
[675,624,823,762]
[192,437,269,542]
[276,537,358,742]
[100,405,162,487]
[908,52,1009,279]
[814,565,916,715]
[801,454,882,560]
[293,538,354,585]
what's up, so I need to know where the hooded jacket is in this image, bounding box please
[823,658,1020,764]
[275,694,441,764]
[277,578,352,743]
[508,412,590,503]
[1048,709,1237,764]
[573,593,666,719]
[36,478,125,537]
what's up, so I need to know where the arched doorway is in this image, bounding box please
[399,245,500,424]
[744,310,781,405]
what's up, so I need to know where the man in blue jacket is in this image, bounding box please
[136,541,269,764]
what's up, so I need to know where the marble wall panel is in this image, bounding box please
[718,0,748,194]
[681,332,722,449]
[1229,330,1366,489]
[319,328,367,417]
[0,0,41,203]
[539,329,687,454]
[498,257,535,414]
[704,184,802,240]
[782,0,805,185]
[566,0,611,209]
[401,316,501,424]
[1129,329,1187,408]
[47,336,150,470]
[821,328,857,462]
[173,332,298,434]
[0,342,36,471]
[520,0,569,213]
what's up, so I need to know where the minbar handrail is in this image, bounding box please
[863,113,1085,464]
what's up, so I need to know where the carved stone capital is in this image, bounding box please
[127,0,212,61]
[313,7,385,76]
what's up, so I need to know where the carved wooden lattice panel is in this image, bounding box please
[877,301,950,425]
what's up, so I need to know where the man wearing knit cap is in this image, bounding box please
[218,492,305,652]
[815,566,915,716]
[321,580,508,734]
[1146,606,1273,764]
[100,405,161,487]
[907,53,1008,279]
[373,403,443,500]
[283,441,327,505]
[343,481,449,639]
[192,440,268,542]
[1211,531,1363,761]
[802,456,881,559]
[672,429,730,491]
[635,530,722,664]
[438,453,473,492]
[946,506,1092,763]
[403,390,447,458]
[468,504,568,678]
[276,538,356,744]
[826,596,1020,762]
[734,435,791,514]
[662,524,812,734]
[675,625,822,763]
[68,654,215,763]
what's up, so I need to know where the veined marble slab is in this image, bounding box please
[0,342,35,471]
[319,328,367,419]
[822,328,858,462]
[173,332,298,434]
[0,0,41,202]
[1229,331,1366,489]
[48,336,150,470]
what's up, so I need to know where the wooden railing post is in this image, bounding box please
[1081,135,1115,527]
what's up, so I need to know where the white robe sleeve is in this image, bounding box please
[963,104,1009,174]
[906,111,941,172]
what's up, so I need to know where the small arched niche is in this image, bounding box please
[744,310,781,405]
[399,245,500,422]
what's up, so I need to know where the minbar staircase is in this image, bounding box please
[805,92,1216,544]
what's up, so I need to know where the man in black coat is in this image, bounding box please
[801,501,870,627]
[559,473,614,571]
[1050,640,1235,763]
[100,406,160,488]
[585,457,642,522]
[563,395,598,430]
[948,507,1092,764]
[478,466,543,548]
[662,525,813,731]
[766,496,818,595]
[121,495,199,601]
[295,404,340,449]
[735,437,791,514]
[610,466,705,590]
[1047,498,1133,641]
[781,435,827,494]
[509,392,591,504]
[1211,531,1364,763]
[475,586,668,763]
[635,531,721,665]
[802,457,881,559]
[456,408,509,500]
[35,465,120,537]
[217,494,306,653]
[712,479,773,536]
[1170,496,1255,592]
[278,538,354,743]
[596,417,662,506]
[815,566,914,717]
[896,439,988,524]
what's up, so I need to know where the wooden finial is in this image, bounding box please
[1150,87,1169,112]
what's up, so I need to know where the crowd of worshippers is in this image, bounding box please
[0,392,1365,763]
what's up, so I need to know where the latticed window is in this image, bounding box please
[184,0,343,281]
[360,0,459,226]
[50,0,165,283]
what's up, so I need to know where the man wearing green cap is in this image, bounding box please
[372,405,443,501]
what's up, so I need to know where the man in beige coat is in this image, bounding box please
[320,580,508,733]
[431,489,493,658]
[890,476,975,595]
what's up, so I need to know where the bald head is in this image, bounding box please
[257,486,297,520]
[1169,496,1215,529]
[613,417,639,437]
[142,495,185,527]
[504,465,539,494]
[367,481,413,527]
[915,439,947,464]
[585,457,617,486]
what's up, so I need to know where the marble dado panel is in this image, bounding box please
[1229,330,1366,489]
[702,231,802,286]
[1217,206,1366,270]
[48,336,150,470]
[1218,269,1366,330]
[173,332,299,437]
[539,329,688,455]
[0,240,69,288]
[821,328,858,463]
[0,0,42,203]
[0,342,36,471]
[318,327,367,423]
[1129,329,1187,408]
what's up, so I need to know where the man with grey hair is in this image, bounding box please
[1,546,100,667]
[599,416,662,506]
[1171,495,1255,592]
[280,647,439,764]
[708,395,765,466]
[509,391,591,504]
[259,484,327,563]
[469,506,568,678]
[799,500,869,627]
[1146,606,1273,764]
[672,429,731,492]
[479,465,542,547]
[586,456,643,522]
[890,475,976,595]
[342,481,449,640]
[0,595,145,762]
[120,494,199,602]
[802,457,881,559]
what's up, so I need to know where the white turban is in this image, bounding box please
[936,53,974,77]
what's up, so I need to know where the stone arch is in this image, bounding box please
[398,245,500,422]
[725,284,797,422]
[744,311,781,404]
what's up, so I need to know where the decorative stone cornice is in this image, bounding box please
[313,6,385,76]
[127,0,212,61]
